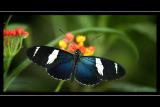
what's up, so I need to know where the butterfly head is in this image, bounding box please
[75,49,81,55]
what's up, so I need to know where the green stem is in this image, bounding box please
[54,81,65,92]
[15,37,23,55]
[12,38,20,56]
[4,57,13,79]
[7,41,12,56]
[4,15,13,29]
[3,15,13,78]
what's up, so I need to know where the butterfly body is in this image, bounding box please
[70,49,81,82]
[27,46,125,86]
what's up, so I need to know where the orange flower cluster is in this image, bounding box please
[3,27,29,38]
[3,26,29,57]
[59,32,95,56]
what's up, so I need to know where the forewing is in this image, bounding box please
[27,46,74,80]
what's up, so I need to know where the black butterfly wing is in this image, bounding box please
[75,57,102,85]
[27,46,74,80]
[75,56,125,85]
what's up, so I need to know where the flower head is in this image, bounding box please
[3,27,29,38]
[3,26,29,56]
[58,32,95,56]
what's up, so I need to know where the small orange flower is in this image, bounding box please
[79,46,86,54]
[68,42,79,53]
[63,38,69,43]
[65,32,74,42]
[88,46,95,52]
[83,46,95,56]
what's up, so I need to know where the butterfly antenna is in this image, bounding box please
[86,33,104,46]
[89,33,104,42]
[59,28,66,35]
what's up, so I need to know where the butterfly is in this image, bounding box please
[27,46,125,86]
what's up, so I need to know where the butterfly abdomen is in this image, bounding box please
[71,49,81,82]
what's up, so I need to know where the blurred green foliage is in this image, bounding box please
[5,15,156,92]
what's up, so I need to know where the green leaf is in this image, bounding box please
[128,23,156,42]
[108,82,156,92]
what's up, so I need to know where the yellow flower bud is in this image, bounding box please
[76,35,86,43]
[59,40,67,49]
